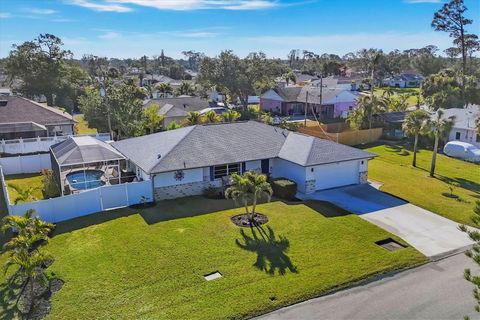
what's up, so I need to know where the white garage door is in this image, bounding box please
[314,161,359,190]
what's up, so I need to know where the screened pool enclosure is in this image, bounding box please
[50,136,128,195]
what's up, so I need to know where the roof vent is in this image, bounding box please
[157,154,162,159]
[0,100,7,107]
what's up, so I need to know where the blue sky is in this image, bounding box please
[0,0,478,59]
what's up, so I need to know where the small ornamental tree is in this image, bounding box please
[225,171,273,222]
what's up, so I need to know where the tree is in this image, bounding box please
[1,210,54,313]
[204,110,221,123]
[432,0,474,104]
[282,70,296,86]
[176,81,196,96]
[7,184,37,204]
[185,111,201,125]
[402,109,429,167]
[156,82,172,98]
[421,69,463,109]
[143,104,164,134]
[222,110,241,122]
[387,94,410,112]
[423,109,455,177]
[411,46,445,76]
[225,171,273,222]
[347,94,387,129]
[459,201,480,319]
[166,121,182,130]
[5,34,77,106]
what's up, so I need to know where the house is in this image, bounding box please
[143,96,213,127]
[260,86,359,120]
[383,73,424,88]
[141,74,174,87]
[376,111,411,139]
[112,121,375,200]
[442,105,480,148]
[0,96,75,140]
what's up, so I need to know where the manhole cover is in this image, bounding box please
[204,271,222,281]
[375,238,406,251]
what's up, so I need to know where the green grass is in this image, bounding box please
[73,114,97,134]
[5,174,45,204]
[367,144,480,225]
[374,88,420,107]
[0,197,425,319]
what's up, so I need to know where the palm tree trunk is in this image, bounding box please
[16,277,29,307]
[243,198,250,219]
[413,134,418,167]
[430,134,439,177]
[251,192,258,220]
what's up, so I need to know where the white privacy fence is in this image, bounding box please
[1,133,111,155]
[3,178,153,223]
[0,153,52,175]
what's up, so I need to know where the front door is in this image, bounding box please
[261,159,269,174]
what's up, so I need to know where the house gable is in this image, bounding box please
[261,89,284,102]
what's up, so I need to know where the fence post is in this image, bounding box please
[125,184,129,206]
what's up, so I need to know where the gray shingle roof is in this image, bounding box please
[273,86,357,104]
[0,96,75,126]
[112,121,375,174]
[144,96,210,113]
[51,136,125,166]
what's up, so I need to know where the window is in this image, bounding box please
[476,134,480,143]
[455,132,461,140]
[214,163,241,179]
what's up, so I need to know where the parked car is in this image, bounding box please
[443,141,480,163]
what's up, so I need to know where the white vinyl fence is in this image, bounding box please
[4,179,153,223]
[1,133,111,155]
[0,154,52,175]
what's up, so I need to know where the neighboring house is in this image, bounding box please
[383,73,424,88]
[143,96,213,127]
[443,105,480,148]
[260,86,359,120]
[376,111,410,139]
[141,74,174,87]
[0,96,75,140]
[112,121,375,200]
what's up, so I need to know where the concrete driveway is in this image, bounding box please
[298,185,474,259]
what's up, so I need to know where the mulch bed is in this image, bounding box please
[231,213,268,227]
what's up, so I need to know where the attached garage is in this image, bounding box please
[311,160,360,190]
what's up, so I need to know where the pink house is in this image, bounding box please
[260,86,359,120]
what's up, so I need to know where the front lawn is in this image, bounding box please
[367,144,480,225]
[373,88,419,106]
[0,197,425,319]
[5,173,45,204]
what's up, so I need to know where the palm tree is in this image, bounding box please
[353,94,387,129]
[402,109,429,167]
[156,82,172,98]
[186,111,201,125]
[424,109,455,177]
[382,87,395,98]
[204,110,221,123]
[7,184,37,204]
[176,82,196,96]
[225,171,273,222]
[282,71,296,86]
[166,121,182,130]
[222,110,240,122]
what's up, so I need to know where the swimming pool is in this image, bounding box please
[66,170,105,190]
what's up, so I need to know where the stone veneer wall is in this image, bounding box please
[359,171,368,184]
[305,179,316,194]
[154,175,220,200]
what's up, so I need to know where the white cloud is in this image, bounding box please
[66,0,132,12]
[27,8,57,15]
[0,12,12,18]
[98,31,122,39]
[67,0,281,11]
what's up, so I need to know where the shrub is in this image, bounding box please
[41,169,60,199]
[271,178,297,200]
[203,186,222,199]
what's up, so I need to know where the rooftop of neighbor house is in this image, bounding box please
[51,136,125,166]
[266,85,358,104]
[111,121,376,174]
[0,96,75,126]
[143,96,213,113]
[0,121,47,134]
[441,104,480,130]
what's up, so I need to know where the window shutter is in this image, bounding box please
[242,162,246,173]
[210,166,214,181]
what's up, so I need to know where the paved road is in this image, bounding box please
[257,253,478,320]
[298,185,474,258]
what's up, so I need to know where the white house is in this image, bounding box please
[443,105,480,148]
[112,121,375,200]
